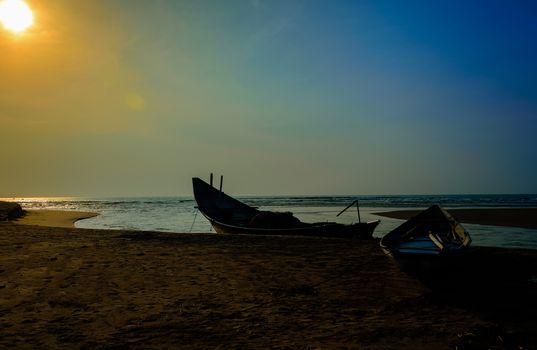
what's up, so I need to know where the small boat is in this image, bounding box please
[380,205,471,257]
[192,176,380,238]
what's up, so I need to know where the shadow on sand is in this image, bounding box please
[397,247,537,349]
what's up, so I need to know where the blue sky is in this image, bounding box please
[1,0,536,196]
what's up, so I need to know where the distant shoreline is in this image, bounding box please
[374,208,537,230]
[4,202,537,231]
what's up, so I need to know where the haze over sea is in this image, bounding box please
[8,194,537,250]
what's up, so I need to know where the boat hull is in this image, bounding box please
[380,205,471,258]
[193,177,379,239]
[205,213,379,238]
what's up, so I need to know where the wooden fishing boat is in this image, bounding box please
[192,176,380,238]
[380,205,472,257]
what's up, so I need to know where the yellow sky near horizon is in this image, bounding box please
[0,0,150,135]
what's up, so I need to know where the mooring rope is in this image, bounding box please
[189,208,199,233]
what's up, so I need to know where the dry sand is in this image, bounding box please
[1,213,537,349]
[375,208,537,229]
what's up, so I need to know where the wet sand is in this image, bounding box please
[14,210,99,228]
[1,218,537,349]
[374,208,537,229]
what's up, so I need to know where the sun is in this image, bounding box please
[0,0,33,34]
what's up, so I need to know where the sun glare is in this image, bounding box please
[0,0,33,33]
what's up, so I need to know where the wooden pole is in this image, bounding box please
[336,200,357,217]
[219,175,223,192]
[210,173,213,187]
[336,199,362,223]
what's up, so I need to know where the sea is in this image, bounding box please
[9,194,537,250]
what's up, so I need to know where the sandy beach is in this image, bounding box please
[14,210,99,228]
[4,0,536,347]
[0,206,536,349]
[374,208,537,229]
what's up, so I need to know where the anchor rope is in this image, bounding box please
[189,208,199,233]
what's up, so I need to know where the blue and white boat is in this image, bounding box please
[380,205,472,257]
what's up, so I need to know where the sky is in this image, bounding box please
[1,0,536,196]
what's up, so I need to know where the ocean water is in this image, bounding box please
[8,194,537,250]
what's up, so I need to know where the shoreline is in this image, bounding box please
[374,208,537,229]
[6,207,537,231]
[0,223,536,348]
[14,209,99,228]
